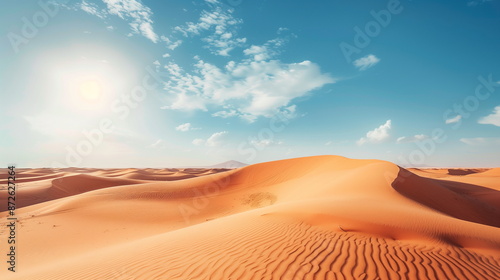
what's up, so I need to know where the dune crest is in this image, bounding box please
[1,156,499,279]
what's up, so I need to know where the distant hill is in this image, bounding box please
[208,160,248,169]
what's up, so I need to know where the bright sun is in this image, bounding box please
[78,80,102,102]
[48,52,134,113]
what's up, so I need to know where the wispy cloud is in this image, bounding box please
[103,0,159,43]
[357,120,392,145]
[478,106,500,126]
[72,0,159,43]
[243,36,290,61]
[160,36,183,50]
[81,0,107,19]
[353,54,380,71]
[212,110,238,118]
[460,137,500,145]
[173,5,246,56]
[397,134,429,144]
[445,114,462,124]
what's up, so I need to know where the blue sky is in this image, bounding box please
[1,0,500,168]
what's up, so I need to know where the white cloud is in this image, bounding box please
[161,36,183,50]
[156,3,327,122]
[357,120,392,145]
[169,40,183,50]
[478,106,500,126]
[460,137,500,145]
[396,134,429,144]
[173,6,246,56]
[277,27,289,34]
[212,110,238,118]
[445,114,462,124]
[101,0,159,43]
[243,45,269,61]
[70,0,159,43]
[162,53,171,58]
[162,59,334,122]
[193,131,228,147]
[243,37,288,61]
[175,123,192,132]
[206,131,228,147]
[243,32,290,61]
[174,7,237,36]
[81,0,107,19]
[353,54,380,71]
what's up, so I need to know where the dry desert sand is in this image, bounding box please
[1,155,500,279]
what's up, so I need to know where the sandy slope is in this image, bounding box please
[1,156,499,279]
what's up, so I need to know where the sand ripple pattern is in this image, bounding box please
[11,218,500,280]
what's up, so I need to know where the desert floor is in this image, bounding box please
[1,155,499,279]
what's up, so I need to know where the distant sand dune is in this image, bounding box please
[407,168,491,178]
[1,156,499,279]
[0,168,228,212]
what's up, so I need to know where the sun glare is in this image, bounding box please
[79,80,102,102]
[43,47,137,115]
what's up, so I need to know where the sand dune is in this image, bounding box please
[0,168,228,212]
[470,167,500,177]
[407,168,490,178]
[1,156,499,279]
